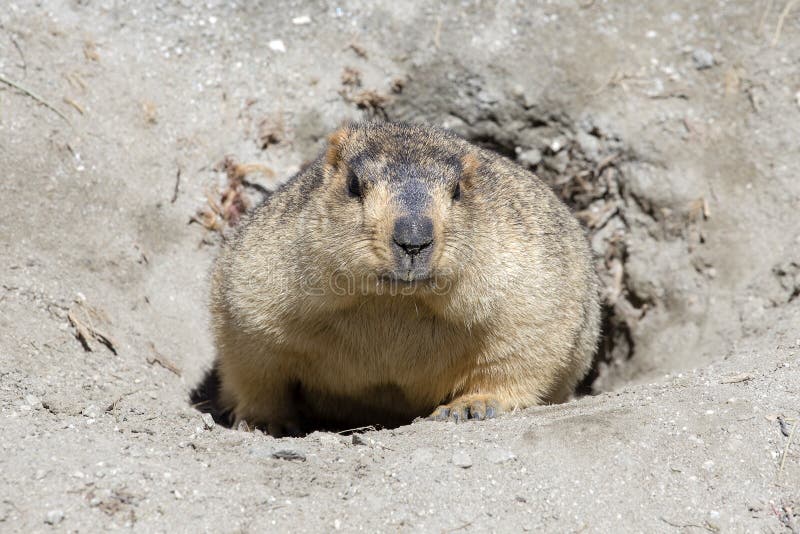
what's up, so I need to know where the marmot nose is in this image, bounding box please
[393,215,434,257]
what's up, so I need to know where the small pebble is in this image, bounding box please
[317,433,345,448]
[268,40,286,53]
[486,448,517,464]
[549,136,567,153]
[692,48,715,70]
[352,434,373,446]
[477,90,498,105]
[706,510,721,530]
[544,152,570,174]
[201,413,215,430]
[452,450,473,468]
[25,395,42,409]
[516,148,542,168]
[575,130,600,161]
[82,405,99,419]
[44,509,64,525]
[778,416,792,437]
[271,449,306,462]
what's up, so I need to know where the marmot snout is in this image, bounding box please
[391,212,434,277]
[193,121,601,436]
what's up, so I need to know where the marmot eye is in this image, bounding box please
[452,181,462,201]
[347,171,362,198]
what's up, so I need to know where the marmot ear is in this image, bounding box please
[325,125,353,168]
[460,152,479,188]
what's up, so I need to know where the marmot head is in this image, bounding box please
[315,122,482,296]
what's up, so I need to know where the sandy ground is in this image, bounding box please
[1,1,799,532]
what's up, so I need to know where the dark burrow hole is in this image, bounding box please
[191,366,419,434]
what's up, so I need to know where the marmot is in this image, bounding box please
[193,121,600,437]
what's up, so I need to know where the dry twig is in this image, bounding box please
[190,156,275,233]
[105,389,141,412]
[772,0,799,46]
[719,372,753,384]
[257,114,285,149]
[171,167,181,204]
[347,40,367,58]
[341,66,362,87]
[0,73,70,123]
[778,418,797,478]
[63,96,85,115]
[659,516,716,532]
[8,34,27,72]
[433,17,443,48]
[83,40,100,61]
[67,301,118,354]
[146,342,181,376]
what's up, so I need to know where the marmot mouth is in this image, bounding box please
[380,272,432,285]
[377,270,457,296]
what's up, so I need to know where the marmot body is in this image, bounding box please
[202,121,600,436]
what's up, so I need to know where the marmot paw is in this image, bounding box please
[265,420,303,438]
[427,395,505,422]
[234,417,302,438]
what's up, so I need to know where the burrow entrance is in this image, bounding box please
[190,66,712,428]
[382,72,684,394]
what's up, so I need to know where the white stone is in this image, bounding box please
[268,40,286,53]
[201,413,215,430]
[452,450,473,468]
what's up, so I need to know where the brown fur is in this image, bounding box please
[204,121,600,436]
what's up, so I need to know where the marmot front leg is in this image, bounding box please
[220,362,303,437]
[428,393,511,422]
[426,362,559,423]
